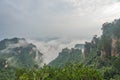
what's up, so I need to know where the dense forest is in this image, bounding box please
[0,19,120,80]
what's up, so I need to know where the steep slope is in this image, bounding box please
[83,19,120,65]
[0,37,43,68]
[84,19,120,58]
[49,47,83,67]
[101,19,120,57]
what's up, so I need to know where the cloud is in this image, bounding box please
[0,0,120,66]
[28,38,87,64]
[0,38,43,66]
[0,39,28,53]
[0,0,120,39]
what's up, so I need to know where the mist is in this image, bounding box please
[0,0,120,40]
[28,38,86,64]
[0,0,120,64]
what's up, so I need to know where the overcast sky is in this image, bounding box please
[0,0,120,40]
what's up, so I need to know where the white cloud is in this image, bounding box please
[0,39,28,53]
[0,0,120,64]
[28,38,86,64]
[0,0,120,39]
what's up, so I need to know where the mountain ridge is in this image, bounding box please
[0,37,43,68]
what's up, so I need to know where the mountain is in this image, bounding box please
[74,44,84,49]
[48,18,120,79]
[83,19,120,63]
[49,47,83,67]
[0,37,43,68]
[101,19,120,57]
[83,19,120,79]
[0,19,120,80]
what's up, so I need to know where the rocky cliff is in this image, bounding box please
[84,19,120,59]
[0,37,43,68]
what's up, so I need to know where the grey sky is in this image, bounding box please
[0,0,120,40]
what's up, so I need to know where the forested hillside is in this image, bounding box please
[83,19,120,80]
[0,38,43,69]
[49,48,83,67]
[0,19,120,80]
[49,19,120,80]
[0,38,44,79]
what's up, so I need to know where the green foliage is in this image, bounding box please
[112,75,120,80]
[1,19,120,80]
[84,42,92,55]
[115,42,120,54]
[102,22,113,38]
[49,48,83,67]
[112,56,120,71]
[0,38,43,68]
[0,67,16,80]
[100,36,111,56]
[113,20,120,38]
[102,67,115,80]
[101,19,120,56]
[16,64,103,80]
[0,58,6,69]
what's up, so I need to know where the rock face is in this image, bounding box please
[0,38,43,68]
[84,35,99,58]
[83,18,120,59]
[111,36,120,56]
[84,42,91,58]
[101,19,120,57]
[49,48,83,67]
